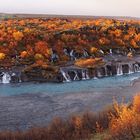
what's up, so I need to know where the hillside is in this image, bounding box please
[0,13,140,20]
[0,15,140,83]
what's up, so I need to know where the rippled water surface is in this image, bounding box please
[0,72,140,96]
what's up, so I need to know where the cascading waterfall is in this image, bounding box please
[97,70,102,77]
[11,72,22,83]
[99,50,104,54]
[82,70,89,80]
[134,64,140,72]
[11,73,16,76]
[83,50,89,57]
[1,63,140,84]
[82,70,86,80]
[86,70,90,79]
[128,63,134,74]
[109,49,113,54]
[70,50,76,60]
[117,63,123,76]
[60,70,71,82]
[1,72,11,84]
[60,63,140,83]
[17,72,22,83]
[104,66,108,76]
[73,71,80,80]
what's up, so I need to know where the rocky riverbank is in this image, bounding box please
[1,55,140,84]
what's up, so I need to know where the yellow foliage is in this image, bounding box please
[45,48,52,57]
[75,58,103,68]
[133,94,140,113]
[124,35,130,41]
[127,52,133,58]
[0,53,6,60]
[114,29,122,37]
[90,47,98,54]
[130,39,138,48]
[20,51,28,58]
[99,37,110,45]
[24,28,31,33]
[13,31,24,41]
[34,53,44,60]
[109,94,140,139]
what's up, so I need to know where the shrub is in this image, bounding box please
[109,95,140,140]
[0,53,6,60]
[75,58,104,68]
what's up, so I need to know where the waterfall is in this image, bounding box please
[70,50,76,60]
[1,72,11,84]
[86,70,90,79]
[63,48,68,55]
[17,72,22,83]
[97,69,103,77]
[12,73,16,76]
[83,50,89,57]
[73,71,80,80]
[104,66,108,76]
[99,50,104,54]
[128,64,134,74]
[60,70,71,82]
[82,70,89,80]
[19,75,22,83]
[134,64,140,72]
[11,72,22,83]
[110,49,113,54]
[117,63,123,76]
[93,77,98,80]
[82,70,86,80]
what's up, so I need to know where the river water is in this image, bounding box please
[0,72,140,96]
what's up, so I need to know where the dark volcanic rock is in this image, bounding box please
[111,65,117,75]
[11,74,20,83]
[22,65,63,83]
[122,64,129,74]
[106,65,112,76]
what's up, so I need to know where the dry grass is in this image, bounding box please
[0,94,140,140]
[0,108,114,140]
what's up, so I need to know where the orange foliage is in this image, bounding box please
[0,17,139,66]
[75,58,103,68]
[34,53,44,60]
[35,41,51,58]
[133,94,140,113]
[20,51,28,58]
[13,31,24,41]
[90,47,99,53]
[0,53,6,60]
[130,39,138,48]
[72,116,82,130]
[35,60,48,66]
[99,37,110,45]
[114,29,122,37]
[109,94,140,139]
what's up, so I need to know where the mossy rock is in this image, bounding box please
[22,64,61,82]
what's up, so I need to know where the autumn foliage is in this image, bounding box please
[75,58,104,68]
[0,111,111,140]
[0,17,140,67]
[0,94,139,139]
[109,94,140,140]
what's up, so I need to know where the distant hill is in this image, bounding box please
[0,13,140,20]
